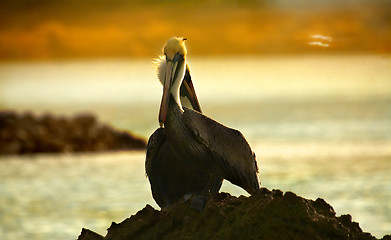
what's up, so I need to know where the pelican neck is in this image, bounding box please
[164,95,184,130]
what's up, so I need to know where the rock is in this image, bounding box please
[0,111,146,154]
[77,189,391,240]
[78,229,104,240]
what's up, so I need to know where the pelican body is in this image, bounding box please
[146,37,260,209]
[146,63,222,208]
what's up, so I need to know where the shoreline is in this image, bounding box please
[0,111,146,155]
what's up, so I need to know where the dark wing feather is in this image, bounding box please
[182,107,260,194]
[145,128,168,208]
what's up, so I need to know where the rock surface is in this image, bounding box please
[0,111,146,154]
[78,189,391,240]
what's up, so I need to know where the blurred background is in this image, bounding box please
[0,0,390,240]
[0,0,390,59]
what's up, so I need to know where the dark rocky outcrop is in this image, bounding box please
[78,189,391,240]
[0,111,146,154]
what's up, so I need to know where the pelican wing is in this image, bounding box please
[146,127,224,208]
[145,128,169,208]
[182,108,260,194]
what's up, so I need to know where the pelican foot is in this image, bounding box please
[190,195,208,212]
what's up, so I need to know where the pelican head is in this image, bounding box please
[158,37,189,127]
[164,37,187,60]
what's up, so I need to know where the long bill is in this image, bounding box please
[159,54,198,127]
[158,60,173,127]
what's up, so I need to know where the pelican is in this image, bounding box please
[146,37,260,210]
[146,51,223,209]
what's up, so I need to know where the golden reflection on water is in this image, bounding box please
[0,55,390,239]
[1,55,390,107]
[0,142,390,239]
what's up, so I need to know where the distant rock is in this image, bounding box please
[0,111,146,154]
[78,189,390,240]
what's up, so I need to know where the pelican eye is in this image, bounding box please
[173,52,184,62]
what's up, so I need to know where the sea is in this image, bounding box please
[0,55,390,239]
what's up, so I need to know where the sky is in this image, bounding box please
[0,0,390,60]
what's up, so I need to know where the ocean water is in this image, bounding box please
[0,55,390,239]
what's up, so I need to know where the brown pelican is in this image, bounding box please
[146,53,223,209]
[146,37,259,209]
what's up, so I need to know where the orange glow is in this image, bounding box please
[0,1,390,60]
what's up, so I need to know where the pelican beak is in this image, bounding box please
[158,53,182,127]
